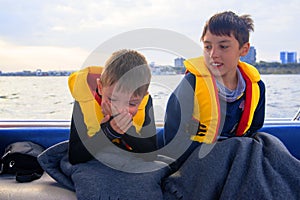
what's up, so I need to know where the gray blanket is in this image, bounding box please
[163,132,300,200]
[38,132,300,200]
[38,141,173,200]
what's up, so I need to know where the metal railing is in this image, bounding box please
[293,108,300,121]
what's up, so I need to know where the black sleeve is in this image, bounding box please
[68,102,109,165]
[68,101,94,164]
[161,73,201,168]
[164,73,196,145]
[68,116,94,164]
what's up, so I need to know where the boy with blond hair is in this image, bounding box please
[68,49,157,164]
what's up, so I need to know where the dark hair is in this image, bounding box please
[201,11,254,48]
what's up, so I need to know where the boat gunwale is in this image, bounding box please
[0,119,300,128]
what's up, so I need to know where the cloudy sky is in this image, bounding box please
[0,0,299,72]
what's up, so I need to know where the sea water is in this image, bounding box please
[0,74,299,121]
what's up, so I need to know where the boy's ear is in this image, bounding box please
[240,42,250,57]
[96,78,103,95]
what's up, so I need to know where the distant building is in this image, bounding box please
[149,62,155,68]
[287,52,297,63]
[280,51,297,64]
[174,57,185,68]
[240,46,256,65]
[280,52,287,64]
[36,69,42,76]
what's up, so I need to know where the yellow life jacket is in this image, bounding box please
[184,56,261,143]
[68,66,148,137]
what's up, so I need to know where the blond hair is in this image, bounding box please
[101,49,151,97]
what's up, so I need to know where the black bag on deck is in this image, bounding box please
[0,141,45,182]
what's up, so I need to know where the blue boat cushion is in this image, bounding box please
[0,124,299,159]
[259,125,300,159]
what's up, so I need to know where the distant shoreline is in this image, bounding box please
[0,72,299,76]
[254,62,300,74]
[1,62,300,76]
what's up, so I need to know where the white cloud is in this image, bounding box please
[0,39,89,72]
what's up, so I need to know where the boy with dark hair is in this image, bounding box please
[164,11,265,160]
[161,11,269,199]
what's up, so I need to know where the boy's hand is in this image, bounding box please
[101,101,132,134]
[110,111,133,134]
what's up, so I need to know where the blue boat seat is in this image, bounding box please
[0,123,299,159]
[259,123,300,160]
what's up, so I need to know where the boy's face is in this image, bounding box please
[202,30,249,82]
[98,83,144,117]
